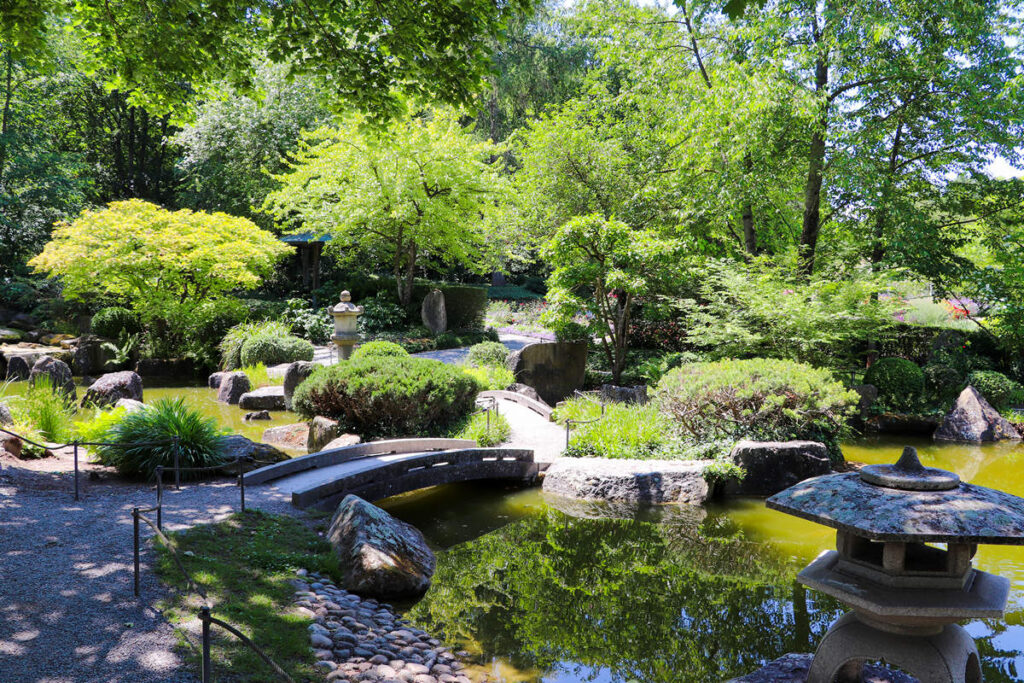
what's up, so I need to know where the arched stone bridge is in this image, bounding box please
[243,438,543,510]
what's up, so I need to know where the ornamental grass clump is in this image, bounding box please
[95,397,226,479]
[13,375,75,443]
[554,397,683,460]
[656,358,857,461]
[292,356,477,439]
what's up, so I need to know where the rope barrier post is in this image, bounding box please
[200,606,212,683]
[238,458,246,513]
[173,436,181,490]
[72,441,80,502]
[155,466,163,531]
[565,421,571,450]
[132,507,141,598]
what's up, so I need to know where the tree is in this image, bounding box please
[263,109,506,307]
[28,199,290,315]
[541,214,681,385]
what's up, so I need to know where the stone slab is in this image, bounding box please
[541,457,713,505]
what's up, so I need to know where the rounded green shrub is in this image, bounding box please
[351,341,409,360]
[924,364,964,404]
[863,357,925,404]
[95,397,225,478]
[292,356,478,439]
[239,333,314,368]
[219,321,292,370]
[967,370,1020,409]
[92,306,140,339]
[467,341,508,368]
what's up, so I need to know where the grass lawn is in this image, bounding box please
[154,510,338,682]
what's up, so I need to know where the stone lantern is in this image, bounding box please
[767,446,1024,683]
[330,291,363,361]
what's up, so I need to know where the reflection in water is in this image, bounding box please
[382,434,1024,682]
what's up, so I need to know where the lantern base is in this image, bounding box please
[806,612,980,683]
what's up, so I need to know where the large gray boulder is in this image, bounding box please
[72,335,111,375]
[934,385,1021,442]
[219,434,289,472]
[0,401,12,425]
[208,371,228,390]
[283,360,316,411]
[216,371,251,404]
[724,440,832,497]
[307,416,340,452]
[5,355,30,381]
[420,289,447,335]
[81,371,143,408]
[327,495,436,599]
[29,356,76,397]
[542,457,712,505]
[506,341,587,406]
[238,385,286,411]
[114,398,147,413]
[262,423,310,451]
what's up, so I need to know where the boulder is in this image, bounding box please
[29,356,76,397]
[724,440,832,497]
[9,312,36,331]
[934,385,1022,442]
[308,416,340,452]
[219,434,290,473]
[420,289,447,335]
[41,333,75,346]
[208,371,228,390]
[506,341,588,405]
[81,371,143,408]
[327,495,436,599]
[0,401,12,425]
[0,433,22,459]
[72,335,111,375]
[238,385,286,411]
[216,371,251,405]
[244,410,272,421]
[507,382,546,405]
[114,398,147,413]
[283,360,316,411]
[322,434,362,450]
[4,355,29,381]
[262,423,310,451]
[542,457,712,505]
[600,384,648,405]
[0,327,22,343]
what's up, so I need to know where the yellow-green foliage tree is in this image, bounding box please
[30,199,289,315]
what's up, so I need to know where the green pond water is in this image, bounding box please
[378,437,1024,682]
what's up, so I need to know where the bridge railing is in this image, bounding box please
[478,390,554,421]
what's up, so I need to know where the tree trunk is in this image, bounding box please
[0,50,13,190]
[797,53,829,277]
[742,202,757,255]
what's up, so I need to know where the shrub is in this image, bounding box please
[91,306,140,339]
[12,375,75,442]
[281,298,332,344]
[435,331,460,348]
[863,357,925,408]
[75,406,129,443]
[95,397,226,478]
[553,398,688,460]
[451,410,511,447]
[292,356,478,439]
[351,341,409,360]
[467,341,508,368]
[240,363,284,388]
[220,321,292,370]
[240,334,315,367]
[967,370,1021,410]
[924,364,964,404]
[656,358,856,462]
[462,365,515,391]
[358,292,408,333]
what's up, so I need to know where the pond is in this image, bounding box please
[379,438,1024,682]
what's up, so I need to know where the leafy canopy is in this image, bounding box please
[29,199,290,310]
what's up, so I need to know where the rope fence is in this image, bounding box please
[564,390,607,449]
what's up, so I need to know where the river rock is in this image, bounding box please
[217,371,251,404]
[0,327,22,343]
[245,410,272,421]
[0,432,21,458]
[30,356,76,397]
[308,416,340,452]
[542,457,713,505]
[220,434,289,472]
[238,385,286,411]
[421,289,447,335]
[4,355,30,381]
[328,495,436,599]
[81,371,143,408]
[724,440,832,497]
[322,434,362,450]
[600,384,648,405]
[115,398,147,413]
[72,335,110,375]
[0,401,12,425]
[284,360,316,411]
[263,422,310,450]
[934,385,1022,442]
[208,371,228,390]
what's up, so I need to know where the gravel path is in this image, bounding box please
[0,464,296,683]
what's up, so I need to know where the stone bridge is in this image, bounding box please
[243,438,542,509]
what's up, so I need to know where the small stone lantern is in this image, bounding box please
[767,446,1024,683]
[330,291,363,361]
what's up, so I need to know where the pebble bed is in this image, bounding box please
[292,569,474,683]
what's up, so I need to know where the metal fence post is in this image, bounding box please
[200,606,212,682]
[238,459,246,513]
[173,436,181,490]
[132,507,141,598]
[73,442,80,502]
[155,467,163,531]
[565,421,571,450]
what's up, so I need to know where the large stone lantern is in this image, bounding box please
[767,446,1024,683]
[330,291,363,361]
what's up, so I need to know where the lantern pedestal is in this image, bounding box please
[330,291,363,361]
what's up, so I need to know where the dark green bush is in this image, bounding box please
[358,293,408,333]
[467,341,508,368]
[351,341,409,360]
[92,306,140,339]
[967,370,1021,409]
[657,358,856,462]
[281,298,332,344]
[292,356,478,439]
[239,334,315,367]
[435,331,460,348]
[863,357,925,408]
[924,364,964,404]
[95,397,226,478]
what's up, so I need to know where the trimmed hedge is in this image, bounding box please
[967,370,1020,409]
[239,334,315,367]
[864,357,925,405]
[351,341,409,360]
[411,283,488,329]
[292,355,478,438]
[467,341,508,368]
[92,306,140,339]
